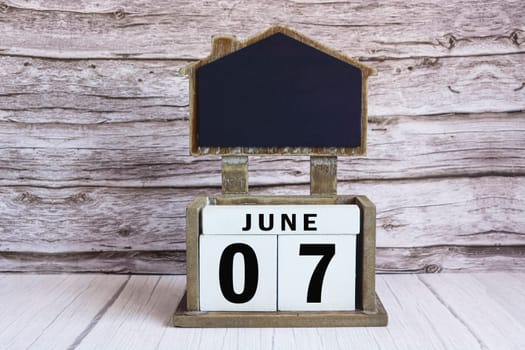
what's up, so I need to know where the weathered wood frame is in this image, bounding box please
[173,194,387,327]
[184,25,376,157]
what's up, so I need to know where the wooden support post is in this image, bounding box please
[356,195,377,312]
[222,156,249,194]
[185,197,208,311]
[310,156,337,195]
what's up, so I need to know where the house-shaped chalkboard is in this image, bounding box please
[185,25,376,156]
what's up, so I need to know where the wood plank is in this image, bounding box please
[310,156,337,195]
[221,156,249,194]
[0,250,186,274]
[356,196,377,311]
[75,275,186,350]
[0,177,522,253]
[2,246,522,275]
[0,57,188,124]
[1,1,523,59]
[185,197,207,310]
[0,176,523,273]
[163,328,276,350]
[1,56,524,123]
[376,246,525,273]
[66,273,484,349]
[1,274,523,349]
[258,177,525,248]
[367,275,482,349]
[0,274,127,349]
[0,186,194,252]
[173,294,387,327]
[369,56,525,116]
[0,113,523,187]
[75,275,275,350]
[420,273,525,349]
[471,273,525,322]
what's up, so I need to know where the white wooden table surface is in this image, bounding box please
[0,273,523,350]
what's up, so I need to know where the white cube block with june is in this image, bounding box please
[277,235,358,311]
[202,205,360,235]
[199,235,277,311]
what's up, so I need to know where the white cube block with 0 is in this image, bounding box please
[199,235,277,311]
[278,235,358,311]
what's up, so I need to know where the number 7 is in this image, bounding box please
[299,244,335,303]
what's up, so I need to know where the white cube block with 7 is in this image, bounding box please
[278,235,357,311]
[200,235,277,311]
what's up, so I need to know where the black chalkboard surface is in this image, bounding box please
[196,33,362,148]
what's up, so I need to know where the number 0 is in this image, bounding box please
[299,244,335,303]
[219,243,259,303]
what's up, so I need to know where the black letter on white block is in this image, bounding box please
[259,214,274,231]
[219,243,259,303]
[304,214,317,231]
[299,244,335,303]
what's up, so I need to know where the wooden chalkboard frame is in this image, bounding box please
[184,25,376,156]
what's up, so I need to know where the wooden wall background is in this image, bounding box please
[0,0,523,274]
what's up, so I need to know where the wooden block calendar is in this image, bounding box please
[175,196,387,327]
[173,26,388,327]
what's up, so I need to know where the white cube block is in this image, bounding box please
[277,235,357,311]
[199,235,277,311]
[202,205,360,235]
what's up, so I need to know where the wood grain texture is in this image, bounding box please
[75,275,185,350]
[173,294,387,327]
[3,273,523,349]
[0,57,189,124]
[0,0,524,273]
[370,55,525,116]
[0,178,522,253]
[377,246,525,273]
[0,186,196,252]
[0,0,523,60]
[0,113,522,187]
[2,246,522,275]
[1,55,524,122]
[468,273,525,326]
[356,195,377,311]
[420,273,525,349]
[0,274,128,349]
[185,197,207,310]
[364,275,483,349]
[0,176,522,273]
[0,250,186,274]
[221,156,249,194]
[310,156,337,195]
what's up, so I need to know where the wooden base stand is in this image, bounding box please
[173,293,388,328]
